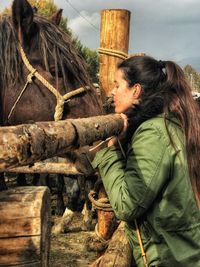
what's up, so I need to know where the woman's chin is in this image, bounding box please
[115,108,121,113]
[115,107,129,114]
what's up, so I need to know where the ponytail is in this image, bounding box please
[164,61,200,207]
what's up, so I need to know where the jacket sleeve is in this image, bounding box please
[92,122,171,222]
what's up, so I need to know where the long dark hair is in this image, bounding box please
[118,55,200,207]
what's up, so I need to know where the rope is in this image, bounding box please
[18,44,87,121]
[88,190,113,211]
[134,220,149,267]
[98,47,128,60]
[95,223,110,245]
[8,69,37,120]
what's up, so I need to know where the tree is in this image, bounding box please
[184,65,200,92]
[1,0,99,83]
[29,0,57,16]
[73,38,99,83]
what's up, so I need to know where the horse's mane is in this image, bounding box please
[0,15,22,88]
[0,14,91,90]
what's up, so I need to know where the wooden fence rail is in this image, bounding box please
[0,114,123,170]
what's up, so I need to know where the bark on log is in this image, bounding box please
[90,222,132,267]
[0,114,123,170]
[0,186,51,267]
[3,158,83,175]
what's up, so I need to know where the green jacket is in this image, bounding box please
[92,116,200,267]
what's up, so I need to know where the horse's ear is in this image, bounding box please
[51,9,63,26]
[12,0,34,42]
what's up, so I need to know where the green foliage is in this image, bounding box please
[184,65,200,92]
[73,38,99,83]
[29,0,57,17]
[81,47,99,83]
[60,17,72,36]
[0,0,99,83]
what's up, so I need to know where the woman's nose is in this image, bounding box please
[111,87,117,96]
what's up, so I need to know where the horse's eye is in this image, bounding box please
[49,66,62,77]
[49,66,56,75]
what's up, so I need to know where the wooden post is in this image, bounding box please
[97,186,118,241]
[94,9,131,253]
[0,186,51,267]
[99,9,131,101]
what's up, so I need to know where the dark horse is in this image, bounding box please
[0,0,103,216]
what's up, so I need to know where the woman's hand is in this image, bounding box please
[107,113,128,147]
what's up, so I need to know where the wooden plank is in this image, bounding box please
[0,187,51,267]
[0,202,42,218]
[0,186,48,196]
[0,217,41,237]
[3,263,41,267]
[0,262,41,267]
[0,236,41,265]
[0,187,50,205]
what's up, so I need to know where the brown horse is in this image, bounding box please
[0,0,103,215]
[0,0,102,125]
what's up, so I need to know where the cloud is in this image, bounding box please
[68,11,100,36]
[58,0,200,58]
[1,0,199,69]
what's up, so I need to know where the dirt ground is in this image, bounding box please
[50,214,99,267]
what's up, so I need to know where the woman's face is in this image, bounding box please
[112,69,140,113]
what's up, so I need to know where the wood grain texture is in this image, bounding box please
[0,187,51,267]
[0,114,123,170]
[90,222,132,267]
[99,9,131,100]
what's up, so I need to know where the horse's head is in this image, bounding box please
[0,0,103,125]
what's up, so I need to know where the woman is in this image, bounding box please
[92,56,200,266]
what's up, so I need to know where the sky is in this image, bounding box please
[0,0,200,71]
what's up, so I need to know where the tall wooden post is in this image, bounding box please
[99,9,131,101]
[95,9,131,243]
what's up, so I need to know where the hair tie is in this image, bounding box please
[158,60,166,69]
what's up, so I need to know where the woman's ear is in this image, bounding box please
[132,83,142,99]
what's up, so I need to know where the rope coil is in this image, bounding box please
[88,190,113,211]
[98,47,128,60]
[95,223,110,245]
